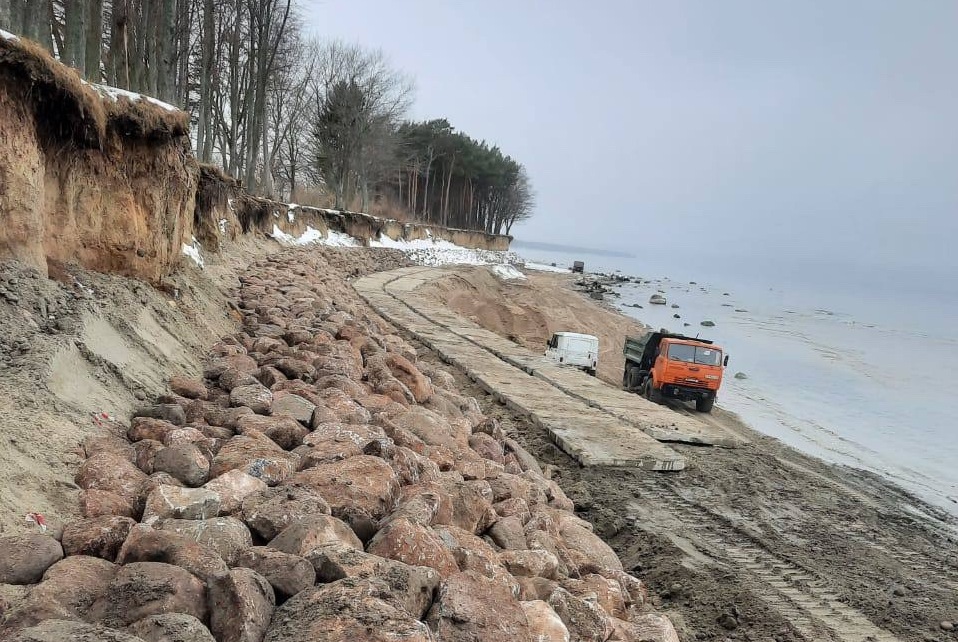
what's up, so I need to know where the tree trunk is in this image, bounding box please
[196,0,214,162]
[64,0,86,74]
[109,0,131,88]
[0,1,11,31]
[84,0,102,81]
[156,0,175,102]
[227,0,242,177]
[442,155,455,227]
[27,0,53,51]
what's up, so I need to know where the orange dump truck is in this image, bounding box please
[622,331,728,412]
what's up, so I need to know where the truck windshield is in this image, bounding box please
[667,344,722,366]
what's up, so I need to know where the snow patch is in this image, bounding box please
[323,230,361,247]
[287,205,296,223]
[181,237,204,268]
[85,81,178,112]
[218,219,228,235]
[524,261,570,273]
[371,233,522,267]
[271,224,358,247]
[1,29,19,42]
[490,264,526,280]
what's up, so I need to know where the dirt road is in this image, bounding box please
[389,264,958,642]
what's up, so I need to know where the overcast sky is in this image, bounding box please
[304,1,958,282]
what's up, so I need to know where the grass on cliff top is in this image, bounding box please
[0,34,188,148]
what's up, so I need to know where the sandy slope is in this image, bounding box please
[418,267,645,384]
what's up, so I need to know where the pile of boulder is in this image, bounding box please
[0,248,679,642]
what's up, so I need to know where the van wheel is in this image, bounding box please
[644,380,662,404]
[696,396,714,413]
[586,368,597,377]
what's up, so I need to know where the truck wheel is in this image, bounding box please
[645,380,662,404]
[696,396,715,413]
[628,368,642,391]
[622,366,631,388]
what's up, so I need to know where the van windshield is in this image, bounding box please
[667,344,722,366]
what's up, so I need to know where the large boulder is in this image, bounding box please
[170,376,209,400]
[235,547,315,600]
[612,614,679,642]
[230,383,273,414]
[2,555,116,629]
[521,600,570,642]
[289,455,399,520]
[117,525,228,583]
[209,568,275,642]
[210,435,297,486]
[203,470,268,515]
[562,574,629,620]
[129,613,216,642]
[75,451,149,509]
[82,434,136,460]
[263,579,433,642]
[268,515,362,556]
[88,562,207,627]
[384,354,432,403]
[8,620,145,642]
[152,443,211,487]
[425,570,532,641]
[241,484,331,540]
[270,393,317,426]
[547,587,615,642]
[366,518,458,579]
[236,415,309,450]
[0,534,63,584]
[306,543,439,618]
[128,417,179,443]
[156,517,252,565]
[557,516,623,573]
[391,407,469,451]
[433,475,498,534]
[79,489,136,518]
[387,446,441,486]
[142,485,221,522]
[500,549,560,579]
[61,516,136,561]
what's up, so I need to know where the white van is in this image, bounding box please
[545,332,599,376]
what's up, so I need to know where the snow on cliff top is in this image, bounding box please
[1,29,19,42]
[86,81,179,112]
[268,224,523,267]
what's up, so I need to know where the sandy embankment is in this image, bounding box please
[418,268,645,384]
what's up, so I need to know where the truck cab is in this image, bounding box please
[545,332,598,376]
[623,331,728,412]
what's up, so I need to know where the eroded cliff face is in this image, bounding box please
[194,169,512,254]
[0,35,509,285]
[0,35,197,283]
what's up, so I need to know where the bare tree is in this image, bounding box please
[309,41,413,209]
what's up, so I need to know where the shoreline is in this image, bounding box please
[537,264,958,519]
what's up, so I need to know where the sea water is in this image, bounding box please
[513,242,958,515]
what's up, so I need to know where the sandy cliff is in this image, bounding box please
[0,35,197,283]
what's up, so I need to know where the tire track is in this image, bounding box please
[629,476,904,642]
